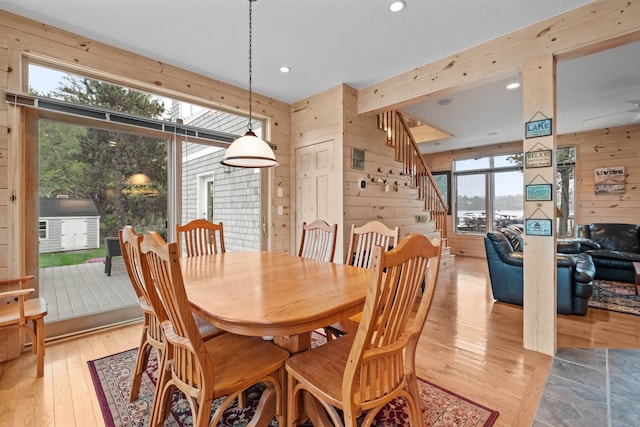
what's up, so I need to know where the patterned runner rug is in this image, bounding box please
[588,280,640,316]
[88,335,498,427]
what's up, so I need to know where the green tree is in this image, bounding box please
[38,121,86,197]
[45,76,167,237]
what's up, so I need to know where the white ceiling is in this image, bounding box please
[2,0,639,153]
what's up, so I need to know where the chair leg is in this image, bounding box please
[35,318,45,378]
[105,255,112,276]
[129,336,152,401]
[153,381,174,427]
[238,389,246,408]
[149,347,170,427]
[287,372,298,427]
[196,396,213,427]
[405,390,422,427]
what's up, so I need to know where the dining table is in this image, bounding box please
[180,250,370,353]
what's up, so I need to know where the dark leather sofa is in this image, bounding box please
[484,227,595,315]
[569,223,640,283]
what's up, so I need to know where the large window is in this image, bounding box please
[27,62,264,337]
[454,153,523,233]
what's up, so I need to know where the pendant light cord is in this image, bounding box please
[247,0,254,132]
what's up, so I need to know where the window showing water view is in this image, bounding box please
[454,149,575,236]
[454,153,523,233]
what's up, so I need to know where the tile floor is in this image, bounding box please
[533,348,640,426]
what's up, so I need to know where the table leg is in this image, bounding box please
[273,332,311,354]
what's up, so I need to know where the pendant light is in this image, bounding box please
[222,0,278,168]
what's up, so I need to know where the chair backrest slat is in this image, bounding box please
[298,220,338,262]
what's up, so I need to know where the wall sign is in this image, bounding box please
[525,218,553,236]
[525,118,552,138]
[594,166,625,194]
[352,148,365,170]
[525,150,552,168]
[525,184,552,201]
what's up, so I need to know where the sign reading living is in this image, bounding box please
[594,166,625,194]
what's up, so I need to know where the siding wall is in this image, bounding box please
[181,145,262,252]
[426,124,640,257]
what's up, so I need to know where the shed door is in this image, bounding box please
[61,219,88,251]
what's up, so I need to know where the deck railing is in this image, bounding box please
[377,111,448,241]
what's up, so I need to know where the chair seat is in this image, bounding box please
[202,331,289,398]
[285,334,355,408]
[0,297,47,327]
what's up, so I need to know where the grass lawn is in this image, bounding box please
[39,246,106,268]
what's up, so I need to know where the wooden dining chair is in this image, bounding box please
[139,231,290,427]
[298,220,338,262]
[346,220,399,268]
[0,275,47,377]
[119,226,223,424]
[326,220,400,339]
[175,219,225,257]
[285,234,442,427]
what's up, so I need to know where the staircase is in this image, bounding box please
[377,111,455,268]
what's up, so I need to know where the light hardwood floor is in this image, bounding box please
[1,256,639,426]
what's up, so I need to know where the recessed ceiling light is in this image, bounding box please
[506,82,520,90]
[389,1,406,12]
[279,65,291,73]
[437,98,453,106]
[487,132,499,136]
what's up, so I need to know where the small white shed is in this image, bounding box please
[39,198,101,253]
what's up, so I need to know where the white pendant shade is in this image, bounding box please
[221,131,278,168]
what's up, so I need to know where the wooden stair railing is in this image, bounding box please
[377,111,448,241]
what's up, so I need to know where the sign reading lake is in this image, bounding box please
[525,118,552,138]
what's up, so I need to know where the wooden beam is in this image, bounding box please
[358,0,640,114]
[522,54,557,356]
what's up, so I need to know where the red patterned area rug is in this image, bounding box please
[588,280,640,316]
[89,336,498,427]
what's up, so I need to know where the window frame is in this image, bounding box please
[453,152,524,234]
[38,220,49,240]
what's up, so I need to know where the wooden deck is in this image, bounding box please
[40,259,142,338]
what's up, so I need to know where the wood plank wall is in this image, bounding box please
[567,125,640,223]
[290,85,344,258]
[341,85,436,258]
[426,123,640,257]
[291,85,437,261]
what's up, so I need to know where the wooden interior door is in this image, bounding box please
[295,140,335,252]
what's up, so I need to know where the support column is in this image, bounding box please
[522,55,557,356]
